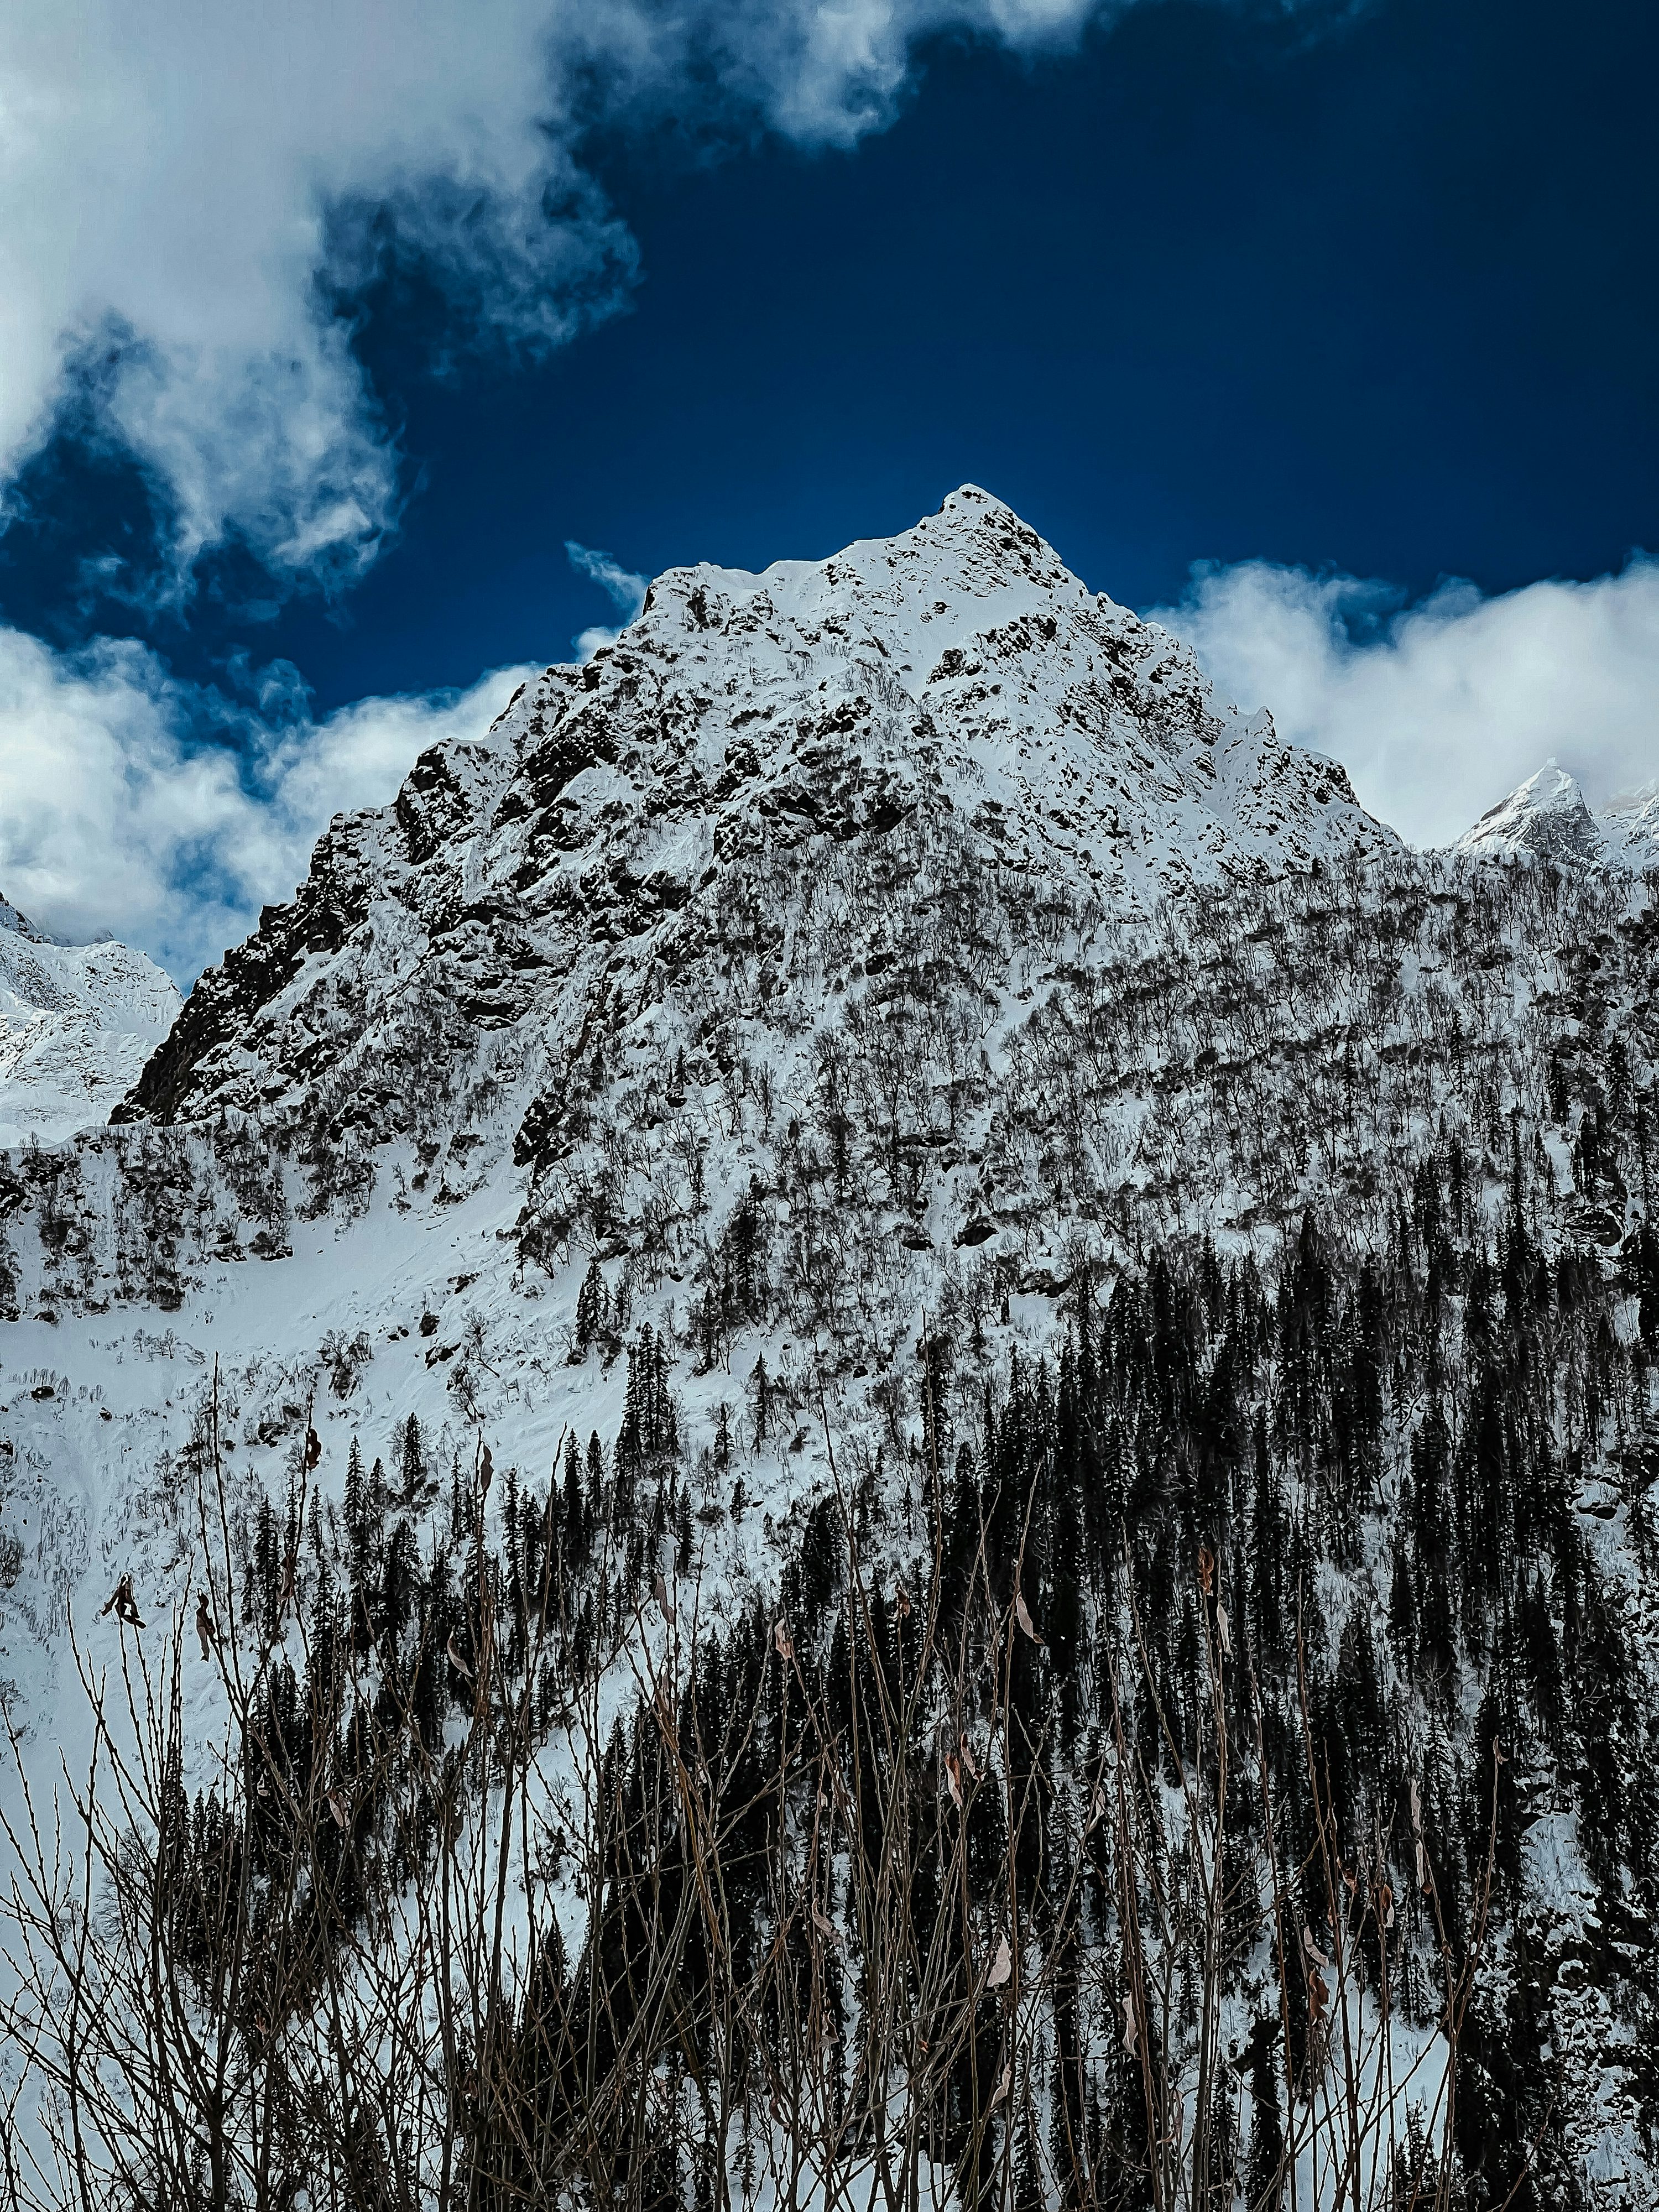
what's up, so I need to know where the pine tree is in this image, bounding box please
[561,1433,585,1566]
[575,1258,608,1355]
[398,1413,425,1506]
[749,1353,771,1448]
[343,1436,366,1549]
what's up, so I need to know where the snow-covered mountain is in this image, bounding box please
[0,899,179,1148]
[1457,761,1659,870]
[120,484,1395,1134]
[0,493,1655,2205]
[1601,776,1659,865]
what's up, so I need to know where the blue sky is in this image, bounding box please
[1,0,1656,975]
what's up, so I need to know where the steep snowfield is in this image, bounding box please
[1457,761,1659,870]
[0,486,1413,1760]
[0,905,179,1147]
[3,491,1391,1656]
[0,493,1642,1724]
[1601,776,1659,866]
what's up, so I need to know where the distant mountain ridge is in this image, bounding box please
[0,897,179,1149]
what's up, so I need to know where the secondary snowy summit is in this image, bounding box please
[1457,760,1659,869]
[0,896,179,1147]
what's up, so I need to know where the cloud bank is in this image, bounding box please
[1154,557,1659,848]
[0,625,531,982]
[0,0,1114,598]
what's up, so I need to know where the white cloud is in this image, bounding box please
[0,7,556,585]
[1152,557,1659,847]
[0,624,531,983]
[0,0,1115,596]
[565,539,648,658]
[627,0,1110,145]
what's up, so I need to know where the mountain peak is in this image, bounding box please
[122,492,1397,1130]
[1457,760,1659,870]
[644,483,1083,665]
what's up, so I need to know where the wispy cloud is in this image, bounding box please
[1151,555,1659,847]
[566,539,648,658]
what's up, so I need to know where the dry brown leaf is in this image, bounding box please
[987,1936,1013,1989]
[1013,1587,1044,1643]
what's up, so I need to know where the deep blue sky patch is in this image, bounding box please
[3,0,1654,716]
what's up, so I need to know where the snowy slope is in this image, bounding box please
[0,486,1410,1697]
[1600,776,1659,867]
[0,484,1421,1760]
[0,902,179,1148]
[1457,761,1659,870]
[0,490,1642,1724]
